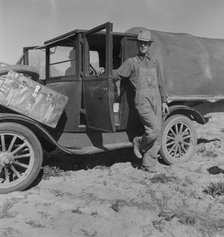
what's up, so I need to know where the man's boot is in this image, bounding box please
[133,137,142,159]
[141,154,157,173]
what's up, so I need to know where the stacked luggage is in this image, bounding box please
[0,70,68,128]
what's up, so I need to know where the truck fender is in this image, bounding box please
[0,65,39,80]
[0,113,73,154]
[164,105,206,124]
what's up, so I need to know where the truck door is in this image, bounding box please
[118,37,141,130]
[82,22,115,132]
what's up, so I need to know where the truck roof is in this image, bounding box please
[44,28,137,46]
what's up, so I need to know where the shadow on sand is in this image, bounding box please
[197,138,220,144]
[43,147,141,171]
[207,166,224,175]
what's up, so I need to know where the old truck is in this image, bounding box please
[0,22,224,193]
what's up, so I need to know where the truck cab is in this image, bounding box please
[22,22,142,133]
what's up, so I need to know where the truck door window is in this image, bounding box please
[85,33,107,76]
[49,46,77,77]
[26,49,46,79]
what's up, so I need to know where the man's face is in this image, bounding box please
[137,40,151,55]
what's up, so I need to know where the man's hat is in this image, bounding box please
[137,30,153,42]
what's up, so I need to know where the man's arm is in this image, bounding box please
[112,58,134,98]
[113,58,134,81]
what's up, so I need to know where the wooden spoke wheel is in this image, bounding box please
[0,123,43,193]
[160,115,197,165]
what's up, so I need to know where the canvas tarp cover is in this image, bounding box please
[127,27,224,101]
[0,71,68,128]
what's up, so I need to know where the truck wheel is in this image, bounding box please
[0,122,43,193]
[160,115,197,165]
[0,65,39,80]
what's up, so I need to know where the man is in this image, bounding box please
[65,48,76,76]
[113,30,169,172]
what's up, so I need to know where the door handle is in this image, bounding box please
[102,87,107,93]
[98,87,108,99]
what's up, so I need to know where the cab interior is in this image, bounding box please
[85,32,141,130]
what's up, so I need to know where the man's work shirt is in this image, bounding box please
[113,55,167,107]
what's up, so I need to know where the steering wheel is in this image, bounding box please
[90,64,98,75]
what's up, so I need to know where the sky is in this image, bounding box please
[1,0,224,64]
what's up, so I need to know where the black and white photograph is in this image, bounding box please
[1,0,224,236]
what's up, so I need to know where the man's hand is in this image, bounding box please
[96,67,105,76]
[162,102,169,114]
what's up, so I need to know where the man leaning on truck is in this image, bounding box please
[113,30,169,172]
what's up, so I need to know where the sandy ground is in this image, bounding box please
[1,114,224,237]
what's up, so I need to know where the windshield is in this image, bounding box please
[20,48,46,79]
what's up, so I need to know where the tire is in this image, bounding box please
[160,115,197,165]
[0,65,39,81]
[0,122,43,193]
